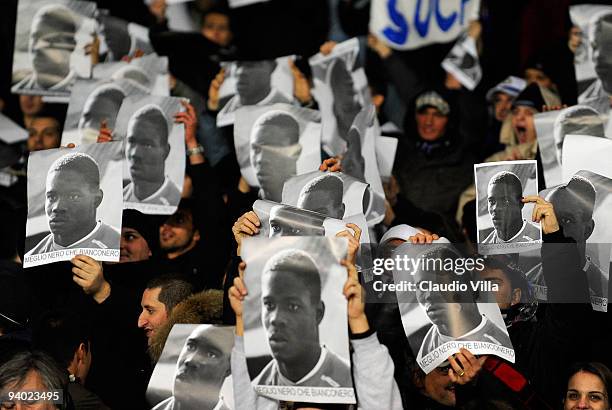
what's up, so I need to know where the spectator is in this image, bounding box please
[562,362,612,410]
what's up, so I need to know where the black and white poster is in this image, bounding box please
[216,57,295,127]
[60,78,146,146]
[146,324,235,410]
[441,33,482,91]
[228,0,270,8]
[534,105,607,188]
[234,103,322,202]
[533,171,612,312]
[562,134,612,181]
[24,143,123,268]
[97,12,153,62]
[475,161,542,255]
[282,170,385,226]
[112,94,185,215]
[309,37,370,156]
[240,236,355,404]
[11,0,97,100]
[0,113,28,145]
[393,242,514,373]
[93,53,170,96]
[375,136,398,184]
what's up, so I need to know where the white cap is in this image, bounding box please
[486,76,527,102]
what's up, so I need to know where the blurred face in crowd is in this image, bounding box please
[28,5,77,89]
[27,117,61,152]
[511,105,537,144]
[126,109,170,187]
[0,369,58,410]
[236,61,276,105]
[201,12,232,47]
[592,14,612,94]
[420,366,458,407]
[250,113,301,202]
[564,371,609,410]
[479,267,521,310]
[569,26,583,54]
[493,92,513,122]
[138,287,168,345]
[19,95,44,116]
[45,166,102,246]
[416,107,448,142]
[487,178,524,240]
[261,269,323,366]
[159,208,200,255]
[268,206,326,237]
[119,227,151,262]
[524,68,553,90]
[173,326,232,408]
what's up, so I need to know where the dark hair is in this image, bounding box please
[482,255,530,302]
[145,275,193,313]
[564,362,612,402]
[0,351,67,406]
[31,309,92,369]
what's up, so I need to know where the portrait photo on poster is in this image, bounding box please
[534,104,607,188]
[60,78,147,146]
[240,236,355,404]
[392,241,514,373]
[234,103,322,203]
[113,94,186,215]
[11,0,97,100]
[282,170,384,226]
[23,142,123,268]
[216,56,295,127]
[96,11,154,62]
[309,37,371,156]
[475,160,542,255]
[93,53,170,96]
[531,170,612,312]
[146,324,235,410]
[441,33,482,91]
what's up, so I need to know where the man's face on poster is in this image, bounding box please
[592,14,612,94]
[236,61,275,105]
[29,6,77,88]
[45,168,101,241]
[487,179,523,235]
[126,110,169,184]
[414,266,458,329]
[261,269,322,363]
[549,188,594,245]
[330,59,362,140]
[268,206,325,237]
[173,326,232,406]
[78,86,125,141]
[250,114,301,202]
[296,177,345,220]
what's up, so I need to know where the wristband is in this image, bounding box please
[186,145,205,156]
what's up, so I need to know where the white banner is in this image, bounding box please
[369,0,480,51]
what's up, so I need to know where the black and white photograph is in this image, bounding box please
[240,236,355,404]
[112,94,186,215]
[93,53,170,96]
[475,161,542,255]
[533,171,612,312]
[375,135,398,184]
[234,103,321,202]
[60,78,146,146]
[97,12,153,62]
[216,57,295,127]
[534,105,607,188]
[23,142,123,268]
[309,37,370,156]
[392,241,515,374]
[228,0,271,8]
[441,32,482,91]
[282,170,385,227]
[0,112,28,145]
[11,0,97,100]
[146,324,235,410]
[562,134,612,182]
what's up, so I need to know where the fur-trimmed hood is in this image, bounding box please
[149,289,224,363]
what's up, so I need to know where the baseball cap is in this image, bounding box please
[486,76,527,102]
[415,91,450,116]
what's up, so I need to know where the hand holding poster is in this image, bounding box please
[234,103,321,202]
[216,57,295,127]
[309,38,370,155]
[441,33,482,90]
[241,236,355,404]
[369,0,480,51]
[112,94,186,215]
[146,324,235,410]
[392,241,514,373]
[24,143,123,268]
[11,0,98,100]
[474,161,542,255]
